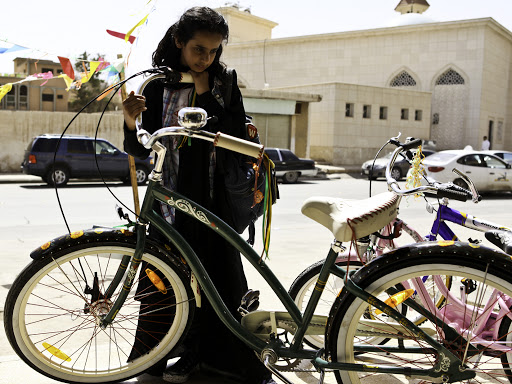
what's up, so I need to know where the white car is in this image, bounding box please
[421,150,512,192]
[482,150,512,164]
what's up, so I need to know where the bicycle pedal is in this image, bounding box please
[238,289,260,316]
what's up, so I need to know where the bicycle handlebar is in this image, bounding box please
[133,67,264,162]
[384,136,474,202]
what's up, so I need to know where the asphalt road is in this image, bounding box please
[1,174,512,384]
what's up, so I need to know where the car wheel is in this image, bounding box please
[282,171,299,184]
[47,167,69,186]
[136,166,149,185]
[453,178,467,189]
[391,166,402,181]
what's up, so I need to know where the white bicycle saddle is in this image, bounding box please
[301,192,399,242]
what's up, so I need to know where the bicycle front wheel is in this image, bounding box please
[4,234,194,384]
[327,242,512,384]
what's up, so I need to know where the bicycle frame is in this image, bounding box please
[99,178,331,360]
[427,201,512,241]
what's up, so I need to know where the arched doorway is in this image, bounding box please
[431,68,467,149]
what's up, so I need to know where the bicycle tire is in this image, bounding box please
[289,259,363,349]
[327,241,512,384]
[4,230,195,384]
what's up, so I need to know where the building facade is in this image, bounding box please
[0,58,69,112]
[219,6,512,165]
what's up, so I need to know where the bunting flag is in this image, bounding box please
[57,56,75,80]
[58,74,74,90]
[106,29,136,44]
[0,0,154,99]
[31,71,54,86]
[0,44,28,54]
[80,60,102,84]
[0,83,13,102]
[125,13,149,42]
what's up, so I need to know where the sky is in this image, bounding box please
[2,0,512,87]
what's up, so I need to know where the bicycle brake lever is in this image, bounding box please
[451,169,481,203]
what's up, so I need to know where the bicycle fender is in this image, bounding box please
[29,227,188,270]
[30,227,139,260]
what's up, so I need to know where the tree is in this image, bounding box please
[68,51,119,113]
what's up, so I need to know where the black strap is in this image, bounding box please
[247,221,256,245]
[223,68,234,108]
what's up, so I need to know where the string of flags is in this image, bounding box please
[0,1,155,102]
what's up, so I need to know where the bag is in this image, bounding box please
[224,122,279,253]
[225,125,278,231]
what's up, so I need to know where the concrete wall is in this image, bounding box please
[0,110,124,173]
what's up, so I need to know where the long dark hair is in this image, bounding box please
[152,7,229,76]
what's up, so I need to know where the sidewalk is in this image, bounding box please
[0,165,361,184]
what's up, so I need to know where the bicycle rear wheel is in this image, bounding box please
[289,259,363,349]
[4,234,194,384]
[327,242,512,384]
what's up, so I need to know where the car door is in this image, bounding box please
[279,149,302,171]
[481,155,512,191]
[458,154,489,190]
[94,140,128,177]
[66,139,95,177]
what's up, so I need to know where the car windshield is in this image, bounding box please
[424,153,457,163]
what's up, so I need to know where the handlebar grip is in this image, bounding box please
[213,132,264,159]
[402,138,423,151]
[437,188,469,202]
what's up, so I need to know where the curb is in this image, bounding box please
[0,166,361,184]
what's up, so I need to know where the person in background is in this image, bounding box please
[122,6,275,384]
[481,136,491,150]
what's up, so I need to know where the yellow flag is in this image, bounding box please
[80,61,101,84]
[0,83,12,102]
[58,74,74,91]
[125,13,148,42]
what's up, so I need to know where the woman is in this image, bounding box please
[122,6,274,384]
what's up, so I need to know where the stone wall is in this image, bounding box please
[0,110,125,173]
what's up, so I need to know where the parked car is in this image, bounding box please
[361,149,436,181]
[21,134,153,186]
[265,148,318,183]
[482,150,512,164]
[421,150,512,192]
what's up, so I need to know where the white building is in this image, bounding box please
[218,2,512,165]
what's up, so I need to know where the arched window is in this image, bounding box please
[19,85,28,109]
[436,69,465,85]
[390,71,417,87]
[6,85,15,108]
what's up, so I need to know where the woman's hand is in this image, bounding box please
[123,91,147,131]
[189,70,209,95]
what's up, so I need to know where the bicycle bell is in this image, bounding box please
[178,107,207,129]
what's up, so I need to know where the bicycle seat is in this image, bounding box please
[301,192,399,242]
